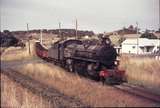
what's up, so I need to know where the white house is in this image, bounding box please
[121,38,160,54]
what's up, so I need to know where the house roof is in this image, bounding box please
[122,38,160,47]
[154,33,160,38]
[123,34,141,38]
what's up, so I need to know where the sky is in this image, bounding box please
[0,0,160,33]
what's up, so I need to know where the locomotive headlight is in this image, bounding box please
[114,61,118,65]
[114,60,119,66]
[114,60,119,65]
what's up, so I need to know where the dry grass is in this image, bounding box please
[119,55,160,93]
[1,41,160,107]
[1,47,30,61]
[13,62,158,107]
[1,41,36,61]
[1,74,51,108]
[0,38,60,61]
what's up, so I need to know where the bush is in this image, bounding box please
[140,30,157,39]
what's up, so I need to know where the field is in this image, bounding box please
[1,74,51,108]
[2,39,160,92]
[119,55,160,94]
[1,39,160,107]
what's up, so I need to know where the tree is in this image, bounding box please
[128,25,134,30]
[3,30,10,33]
[118,36,126,44]
[140,30,157,39]
[156,28,160,33]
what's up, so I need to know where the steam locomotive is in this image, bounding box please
[35,37,126,84]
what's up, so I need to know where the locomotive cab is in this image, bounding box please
[48,39,83,63]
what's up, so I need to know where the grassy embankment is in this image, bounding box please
[119,55,160,93]
[1,41,35,61]
[1,74,51,108]
[110,35,160,93]
[14,61,159,107]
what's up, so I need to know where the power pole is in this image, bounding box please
[75,19,78,39]
[59,22,62,39]
[136,22,139,55]
[40,29,43,44]
[27,23,31,55]
[158,34,160,51]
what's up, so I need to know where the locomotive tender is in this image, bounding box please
[35,37,126,84]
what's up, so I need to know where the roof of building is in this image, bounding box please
[123,34,141,38]
[122,38,159,47]
[154,33,160,38]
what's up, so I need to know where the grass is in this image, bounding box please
[119,55,160,94]
[1,74,51,108]
[0,38,60,61]
[1,41,36,61]
[14,62,159,107]
[1,40,160,107]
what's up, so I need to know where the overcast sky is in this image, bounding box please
[1,0,159,33]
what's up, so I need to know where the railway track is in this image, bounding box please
[114,83,160,103]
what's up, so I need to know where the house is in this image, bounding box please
[121,38,160,54]
[123,34,141,39]
[154,33,160,39]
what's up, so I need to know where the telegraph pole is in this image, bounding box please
[136,22,139,55]
[59,22,62,39]
[76,19,78,39]
[158,33,160,51]
[27,23,31,55]
[40,29,43,44]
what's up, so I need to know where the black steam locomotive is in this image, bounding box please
[35,37,126,84]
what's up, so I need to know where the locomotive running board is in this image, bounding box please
[70,56,97,63]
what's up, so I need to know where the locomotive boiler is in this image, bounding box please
[35,37,126,84]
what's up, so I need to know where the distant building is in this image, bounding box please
[154,33,160,39]
[121,38,160,54]
[114,25,137,35]
[123,34,141,39]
